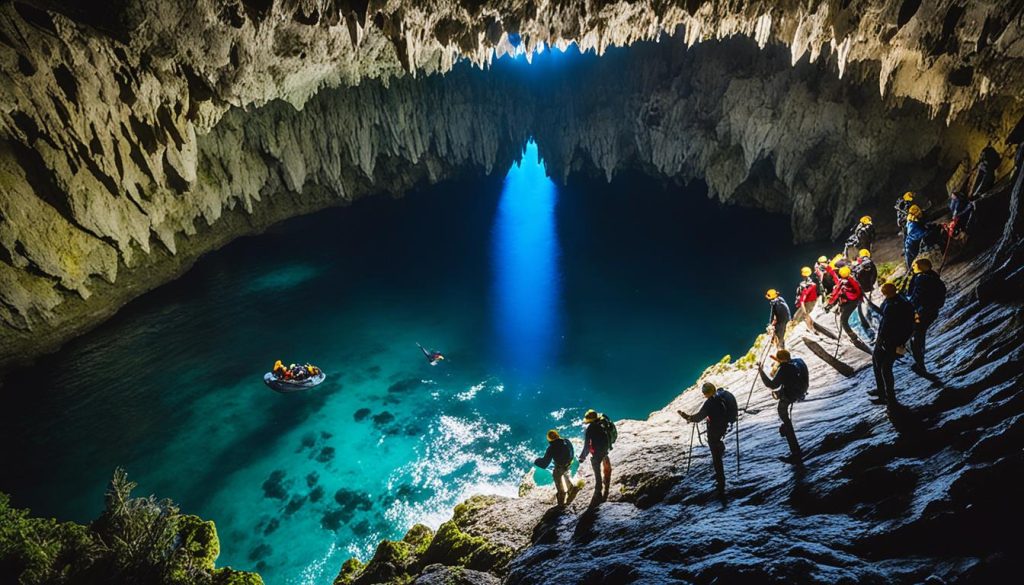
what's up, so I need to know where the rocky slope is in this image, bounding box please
[2,1,1023,369]
[336,210,1024,584]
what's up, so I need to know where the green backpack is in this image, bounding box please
[598,414,618,450]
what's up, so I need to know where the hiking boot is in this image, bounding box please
[866,388,882,398]
[566,483,582,505]
[869,397,888,406]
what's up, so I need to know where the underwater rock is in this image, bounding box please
[372,412,396,427]
[320,509,345,532]
[283,495,307,516]
[262,518,279,536]
[247,543,272,562]
[260,470,289,500]
[388,378,423,393]
[309,486,325,503]
[297,432,317,452]
[306,471,319,487]
[315,446,335,463]
[353,408,372,422]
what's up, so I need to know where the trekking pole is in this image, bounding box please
[743,332,773,414]
[686,422,696,474]
[735,418,741,475]
[833,310,843,360]
[938,222,955,274]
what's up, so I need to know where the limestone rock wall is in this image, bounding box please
[1,1,1022,369]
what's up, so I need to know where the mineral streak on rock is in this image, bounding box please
[0,1,1021,370]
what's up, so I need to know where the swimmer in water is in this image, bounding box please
[416,342,445,366]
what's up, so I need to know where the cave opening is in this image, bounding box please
[1,2,1022,585]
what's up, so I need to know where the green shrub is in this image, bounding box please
[0,469,262,585]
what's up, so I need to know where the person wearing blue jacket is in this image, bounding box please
[904,204,927,270]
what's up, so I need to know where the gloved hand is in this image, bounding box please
[534,457,544,468]
[677,410,689,421]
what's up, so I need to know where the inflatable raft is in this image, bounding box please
[263,371,326,393]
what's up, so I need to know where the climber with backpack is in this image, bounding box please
[678,383,737,495]
[844,216,876,260]
[869,282,915,409]
[852,249,880,332]
[907,258,947,376]
[579,409,616,506]
[765,289,791,350]
[534,429,581,506]
[758,350,809,465]
[825,264,873,354]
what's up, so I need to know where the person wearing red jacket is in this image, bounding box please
[825,264,872,354]
[794,267,818,329]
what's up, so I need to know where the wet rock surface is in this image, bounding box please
[340,233,1022,583]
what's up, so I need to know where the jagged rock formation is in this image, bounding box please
[0,1,1022,368]
[339,230,1023,583]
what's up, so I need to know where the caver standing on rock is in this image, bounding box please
[815,255,834,297]
[895,191,915,239]
[869,283,916,409]
[678,383,734,495]
[845,216,876,260]
[758,349,809,465]
[907,258,947,376]
[793,267,819,331]
[824,264,873,354]
[765,289,791,350]
[534,430,581,507]
[578,409,614,506]
[904,205,927,270]
[852,249,879,332]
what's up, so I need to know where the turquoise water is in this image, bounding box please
[1,144,812,583]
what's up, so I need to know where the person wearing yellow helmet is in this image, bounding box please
[759,349,809,464]
[579,409,614,506]
[534,429,580,506]
[852,248,880,330]
[845,215,876,260]
[794,267,823,334]
[907,258,947,376]
[765,288,791,350]
[869,282,915,409]
[678,382,732,494]
[903,205,928,270]
[895,191,915,237]
[417,342,446,366]
[814,255,833,296]
[824,262,872,354]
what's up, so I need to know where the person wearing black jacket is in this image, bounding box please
[870,283,916,408]
[759,350,808,465]
[578,409,611,506]
[853,249,880,333]
[678,383,728,494]
[845,216,876,259]
[534,430,579,506]
[908,258,947,375]
[765,289,791,350]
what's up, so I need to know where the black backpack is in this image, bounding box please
[789,358,810,402]
[554,438,574,466]
[598,414,618,450]
[716,389,739,424]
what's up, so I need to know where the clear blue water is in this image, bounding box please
[1,144,812,583]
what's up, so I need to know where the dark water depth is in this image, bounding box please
[1,144,814,583]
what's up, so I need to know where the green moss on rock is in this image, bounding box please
[212,567,265,585]
[402,523,434,556]
[333,557,365,584]
[177,514,220,571]
[420,520,514,574]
